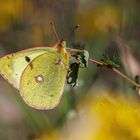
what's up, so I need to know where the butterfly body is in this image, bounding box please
[0,41,69,110]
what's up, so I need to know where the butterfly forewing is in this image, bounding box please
[0,47,52,89]
[20,48,69,110]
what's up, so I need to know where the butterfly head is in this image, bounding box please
[60,40,66,49]
[54,39,67,49]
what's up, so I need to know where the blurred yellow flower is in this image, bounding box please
[76,5,119,38]
[92,94,140,140]
[94,6,119,32]
[36,91,140,140]
[36,130,60,140]
[0,0,23,31]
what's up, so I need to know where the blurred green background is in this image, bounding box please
[0,0,140,140]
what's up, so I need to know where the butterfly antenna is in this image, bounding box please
[50,22,60,41]
[74,25,80,30]
[62,25,79,41]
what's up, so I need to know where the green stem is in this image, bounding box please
[88,58,103,66]
[88,58,140,88]
[68,47,140,88]
[66,48,84,53]
[112,68,140,88]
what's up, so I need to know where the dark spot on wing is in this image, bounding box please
[7,56,10,59]
[25,56,31,62]
[50,94,54,97]
[25,56,33,69]
[29,63,33,69]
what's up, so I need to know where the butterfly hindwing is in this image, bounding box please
[20,48,69,109]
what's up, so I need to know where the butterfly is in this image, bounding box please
[0,40,69,110]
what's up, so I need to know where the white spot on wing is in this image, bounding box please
[35,75,44,83]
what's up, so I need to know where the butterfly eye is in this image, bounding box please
[35,75,44,83]
[61,41,66,48]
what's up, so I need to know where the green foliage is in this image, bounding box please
[100,53,121,68]
[67,50,89,87]
[67,62,80,87]
[130,75,140,90]
[77,50,89,68]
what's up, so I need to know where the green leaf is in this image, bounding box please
[73,50,89,68]
[67,62,80,87]
[100,54,121,68]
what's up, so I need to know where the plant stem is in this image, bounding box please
[68,47,140,88]
[88,58,140,88]
[112,68,140,87]
[88,58,103,66]
[66,48,84,53]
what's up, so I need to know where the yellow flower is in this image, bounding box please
[36,91,140,140]
[0,0,23,31]
[62,91,140,140]
[76,5,119,38]
[36,130,60,140]
[87,92,140,140]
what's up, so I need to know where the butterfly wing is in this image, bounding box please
[0,47,51,89]
[19,48,69,110]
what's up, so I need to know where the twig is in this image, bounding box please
[68,48,140,88]
[88,58,140,88]
[66,48,84,53]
